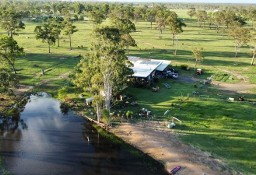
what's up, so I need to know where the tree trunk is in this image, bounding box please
[10,63,17,74]
[96,103,102,122]
[57,35,60,47]
[10,31,13,38]
[150,21,152,29]
[48,42,51,53]
[172,34,175,45]
[174,49,177,55]
[251,54,255,65]
[69,34,72,50]
[194,60,198,69]
[234,45,238,58]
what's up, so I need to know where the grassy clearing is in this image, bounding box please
[124,78,256,174]
[0,11,255,174]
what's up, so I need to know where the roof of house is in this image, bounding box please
[128,56,171,78]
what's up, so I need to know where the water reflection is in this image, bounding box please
[0,95,168,175]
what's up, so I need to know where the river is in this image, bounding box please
[0,94,168,175]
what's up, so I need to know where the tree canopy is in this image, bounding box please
[0,35,24,74]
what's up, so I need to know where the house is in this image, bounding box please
[128,56,171,81]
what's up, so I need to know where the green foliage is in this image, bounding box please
[0,35,24,74]
[0,6,25,38]
[57,86,70,99]
[34,20,57,53]
[63,20,78,50]
[0,68,18,91]
[126,110,133,119]
[102,108,110,124]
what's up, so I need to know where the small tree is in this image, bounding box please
[187,8,196,18]
[229,26,251,57]
[166,14,186,46]
[63,20,78,50]
[34,21,57,53]
[50,17,64,47]
[250,31,256,65]
[192,47,204,68]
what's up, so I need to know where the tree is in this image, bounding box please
[34,20,57,53]
[144,8,156,29]
[155,10,168,34]
[0,35,24,74]
[63,20,78,50]
[166,14,186,46]
[111,17,137,49]
[73,27,134,122]
[88,7,106,25]
[187,8,196,18]
[229,26,251,57]
[72,2,85,14]
[196,10,207,28]
[250,31,256,65]
[49,17,64,47]
[248,8,256,29]
[0,68,18,92]
[0,7,25,38]
[192,47,204,68]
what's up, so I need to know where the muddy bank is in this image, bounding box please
[110,122,238,175]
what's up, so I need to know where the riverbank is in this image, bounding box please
[110,121,238,175]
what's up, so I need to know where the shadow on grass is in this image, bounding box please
[129,48,251,66]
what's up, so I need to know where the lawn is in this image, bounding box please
[1,11,256,174]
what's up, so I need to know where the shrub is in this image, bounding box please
[180,64,190,70]
[102,109,110,124]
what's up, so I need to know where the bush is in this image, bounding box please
[180,64,190,70]
[57,86,70,99]
[126,110,133,119]
[102,109,110,124]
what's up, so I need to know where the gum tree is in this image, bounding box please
[73,26,134,122]
[0,35,24,74]
[34,20,57,53]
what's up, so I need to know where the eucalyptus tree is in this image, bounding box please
[144,8,156,29]
[50,17,64,47]
[72,2,85,14]
[34,20,57,53]
[134,7,145,23]
[196,10,207,27]
[0,35,24,74]
[166,12,186,46]
[248,8,256,29]
[250,31,256,65]
[155,9,170,34]
[229,26,251,58]
[187,8,196,18]
[111,17,137,49]
[192,47,204,68]
[73,26,134,122]
[88,6,106,25]
[0,7,25,38]
[63,20,78,50]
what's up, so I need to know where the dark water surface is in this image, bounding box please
[0,95,168,175]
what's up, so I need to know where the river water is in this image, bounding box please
[0,95,168,175]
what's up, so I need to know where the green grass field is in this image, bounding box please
[1,12,256,174]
